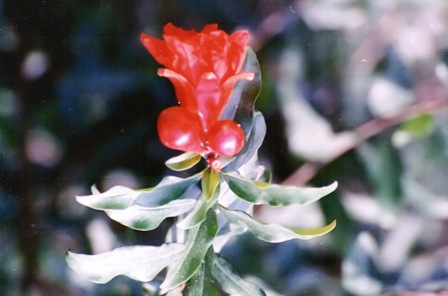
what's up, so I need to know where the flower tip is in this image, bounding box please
[202,23,219,32]
[157,68,166,77]
[232,30,251,45]
[140,33,150,42]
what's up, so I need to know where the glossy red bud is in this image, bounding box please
[157,107,204,154]
[207,120,244,158]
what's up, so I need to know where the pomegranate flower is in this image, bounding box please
[141,23,254,168]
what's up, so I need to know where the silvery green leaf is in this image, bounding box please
[76,173,201,210]
[160,210,218,293]
[135,173,202,207]
[77,186,138,210]
[225,112,266,172]
[165,152,202,171]
[213,253,266,296]
[221,47,263,171]
[177,168,220,230]
[183,249,219,296]
[105,199,196,231]
[202,167,220,202]
[222,173,337,206]
[222,208,337,242]
[223,46,261,132]
[176,196,211,230]
[66,244,184,284]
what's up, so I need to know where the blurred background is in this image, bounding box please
[1,0,448,295]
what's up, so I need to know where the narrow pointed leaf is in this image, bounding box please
[135,173,202,207]
[177,171,220,230]
[91,185,100,194]
[213,253,266,296]
[183,249,219,296]
[76,174,201,211]
[176,197,211,230]
[221,47,263,172]
[105,199,196,231]
[222,173,337,206]
[202,167,220,201]
[225,112,266,172]
[160,210,218,293]
[66,244,184,284]
[165,152,202,171]
[183,264,207,296]
[223,209,337,242]
[76,186,138,210]
[223,47,262,134]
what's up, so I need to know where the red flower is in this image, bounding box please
[141,23,254,167]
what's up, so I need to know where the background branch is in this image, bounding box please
[283,97,448,186]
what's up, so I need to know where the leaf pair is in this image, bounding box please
[176,168,220,229]
[217,172,337,243]
[67,208,219,291]
[161,209,218,293]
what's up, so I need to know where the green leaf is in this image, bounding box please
[222,173,338,206]
[160,210,218,293]
[66,244,184,284]
[222,208,337,242]
[399,113,434,136]
[183,264,208,296]
[183,248,219,296]
[105,199,196,231]
[76,173,201,210]
[202,167,220,201]
[77,186,138,210]
[175,197,210,230]
[221,46,264,172]
[225,112,267,172]
[135,173,202,207]
[223,47,262,134]
[165,152,202,171]
[176,169,220,230]
[213,253,266,296]
[393,114,436,147]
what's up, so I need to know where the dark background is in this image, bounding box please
[1,0,448,295]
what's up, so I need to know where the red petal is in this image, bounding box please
[140,33,171,66]
[158,69,197,111]
[163,23,197,39]
[157,107,205,154]
[194,75,223,129]
[207,120,245,157]
[201,23,219,33]
[227,30,250,74]
[164,35,210,84]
